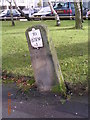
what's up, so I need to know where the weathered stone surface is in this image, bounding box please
[25,25,60,91]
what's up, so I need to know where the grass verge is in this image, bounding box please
[2,20,88,93]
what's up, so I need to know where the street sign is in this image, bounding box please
[28,28,43,48]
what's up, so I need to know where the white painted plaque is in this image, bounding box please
[28,28,43,48]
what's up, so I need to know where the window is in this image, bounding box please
[7,10,10,15]
[71,3,74,9]
[54,2,69,9]
[12,9,17,14]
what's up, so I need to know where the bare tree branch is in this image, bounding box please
[13,0,30,21]
[6,0,10,3]
[48,1,60,26]
[80,0,83,22]
[6,0,15,26]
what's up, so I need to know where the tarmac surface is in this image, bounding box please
[1,83,88,119]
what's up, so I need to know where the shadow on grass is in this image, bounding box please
[55,42,88,60]
[3,31,25,35]
[2,42,88,70]
[2,51,32,75]
[50,26,75,31]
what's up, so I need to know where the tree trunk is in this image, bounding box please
[13,0,30,21]
[74,1,82,29]
[6,0,15,26]
[48,1,60,26]
[80,1,83,22]
[10,1,15,26]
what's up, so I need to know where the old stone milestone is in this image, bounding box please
[26,25,63,91]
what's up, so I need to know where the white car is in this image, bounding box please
[22,7,41,17]
[86,10,90,18]
[22,8,29,16]
[33,6,51,17]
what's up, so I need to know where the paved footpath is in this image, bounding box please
[1,83,88,119]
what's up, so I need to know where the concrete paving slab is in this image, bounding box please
[1,83,88,119]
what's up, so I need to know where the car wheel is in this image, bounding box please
[72,15,75,20]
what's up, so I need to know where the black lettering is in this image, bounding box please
[32,32,37,36]
[38,37,41,41]
[31,37,42,43]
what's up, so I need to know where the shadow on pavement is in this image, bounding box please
[2,83,88,118]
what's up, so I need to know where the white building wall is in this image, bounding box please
[0,0,41,8]
[0,0,68,8]
[0,0,29,8]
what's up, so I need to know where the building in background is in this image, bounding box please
[0,0,90,10]
[0,0,35,10]
[0,0,43,10]
[0,0,26,9]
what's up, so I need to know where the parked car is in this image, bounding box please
[32,6,51,17]
[22,7,41,17]
[34,7,41,13]
[53,2,88,17]
[0,9,21,18]
[86,10,90,19]
[33,2,88,18]
[22,8,29,16]
[0,9,4,13]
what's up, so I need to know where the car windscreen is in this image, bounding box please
[12,9,20,14]
[54,2,69,9]
[12,9,18,14]
[70,3,74,9]
[38,7,51,13]
[1,10,8,15]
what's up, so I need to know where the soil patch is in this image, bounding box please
[1,70,88,95]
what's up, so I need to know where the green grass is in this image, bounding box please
[2,20,88,85]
